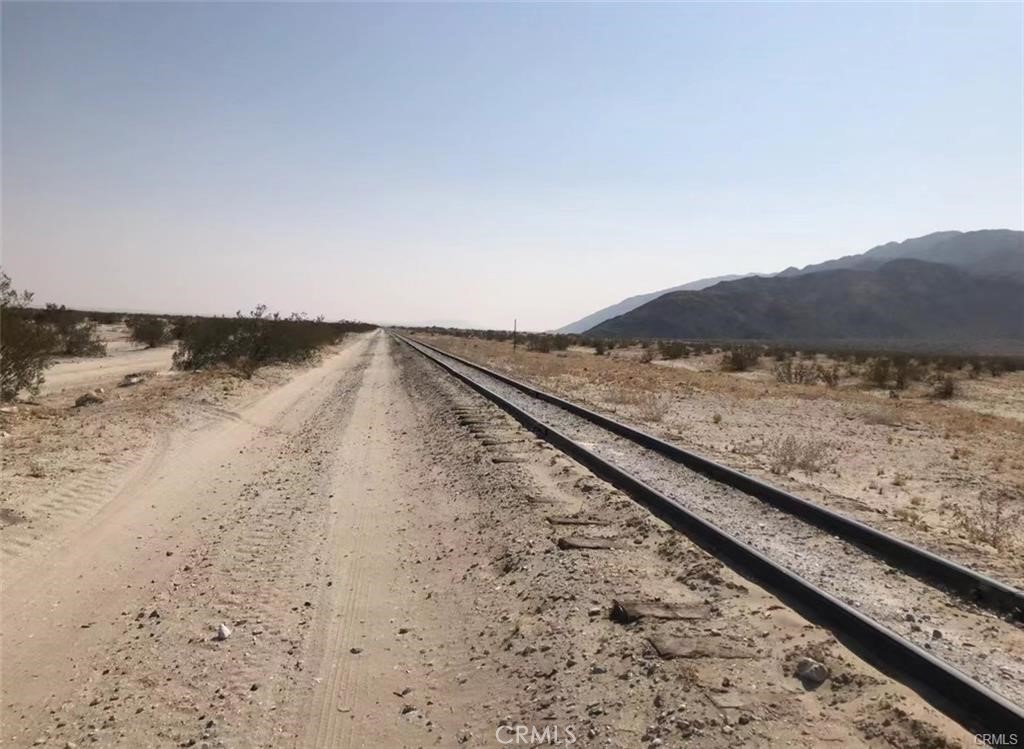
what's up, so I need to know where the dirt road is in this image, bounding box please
[38,346,176,397]
[1,331,974,748]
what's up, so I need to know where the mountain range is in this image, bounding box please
[556,274,754,334]
[576,230,1024,343]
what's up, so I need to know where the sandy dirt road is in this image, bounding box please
[1,331,974,748]
[38,347,176,396]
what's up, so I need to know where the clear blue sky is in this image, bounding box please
[3,2,1022,330]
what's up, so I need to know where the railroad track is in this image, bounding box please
[395,333,1024,738]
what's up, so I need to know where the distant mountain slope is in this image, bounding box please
[556,274,753,334]
[587,259,1024,341]
[561,230,1023,336]
[777,229,1024,283]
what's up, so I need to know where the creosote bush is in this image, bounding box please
[38,303,106,357]
[127,316,173,348]
[1,272,58,400]
[720,345,761,372]
[657,341,688,360]
[172,306,373,377]
[774,359,818,385]
[930,375,957,400]
[864,357,893,388]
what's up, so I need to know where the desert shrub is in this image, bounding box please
[892,357,921,390]
[816,363,840,387]
[0,272,59,400]
[929,375,957,400]
[173,306,350,376]
[721,346,760,372]
[38,303,105,356]
[639,348,655,364]
[526,335,552,353]
[127,316,172,348]
[60,320,106,357]
[951,491,1023,551]
[768,435,833,475]
[524,334,571,353]
[658,341,688,360]
[635,392,670,422]
[864,357,893,388]
[774,359,818,385]
[593,340,606,356]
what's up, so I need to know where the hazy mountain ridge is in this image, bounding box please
[563,230,1023,337]
[587,257,1024,342]
[776,229,1024,283]
[555,274,754,334]
[580,230,1023,342]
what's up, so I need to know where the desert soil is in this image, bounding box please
[1,331,978,747]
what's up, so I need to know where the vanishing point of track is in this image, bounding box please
[395,333,1024,738]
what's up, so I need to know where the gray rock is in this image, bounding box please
[75,391,104,407]
[795,656,829,684]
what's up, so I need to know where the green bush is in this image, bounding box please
[1,272,59,400]
[61,320,106,356]
[172,306,358,376]
[658,341,688,360]
[721,346,761,372]
[38,303,105,356]
[930,375,957,399]
[127,316,172,348]
[864,357,893,388]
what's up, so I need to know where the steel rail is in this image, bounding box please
[395,332,1024,737]
[405,335,1024,620]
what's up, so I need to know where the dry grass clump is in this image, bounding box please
[635,392,670,422]
[603,386,670,422]
[863,405,901,427]
[768,435,834,475]
[951,491,1023,551]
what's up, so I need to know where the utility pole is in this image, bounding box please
[513,319,518,352]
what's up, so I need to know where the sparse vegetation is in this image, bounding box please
[816,363,840,387]
[720,345,761,372]
[1,272,58,400]
[951,491,1024,551]
[173,306,373,376]
[38,304,107,357]
[657,340,688,360]
[635,392,669,422]
[864,357,893,388]
[127,316,173,348]
[930,375,957,400]
[774,359,818,385]
[768,435,833,475]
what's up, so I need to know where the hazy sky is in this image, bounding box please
[2,2,1022,330]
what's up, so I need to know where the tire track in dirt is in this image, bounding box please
[300,337,392,748]
[0,335,375,748]
[0,430,171,565]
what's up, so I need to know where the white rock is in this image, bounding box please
[215,623,232,640]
